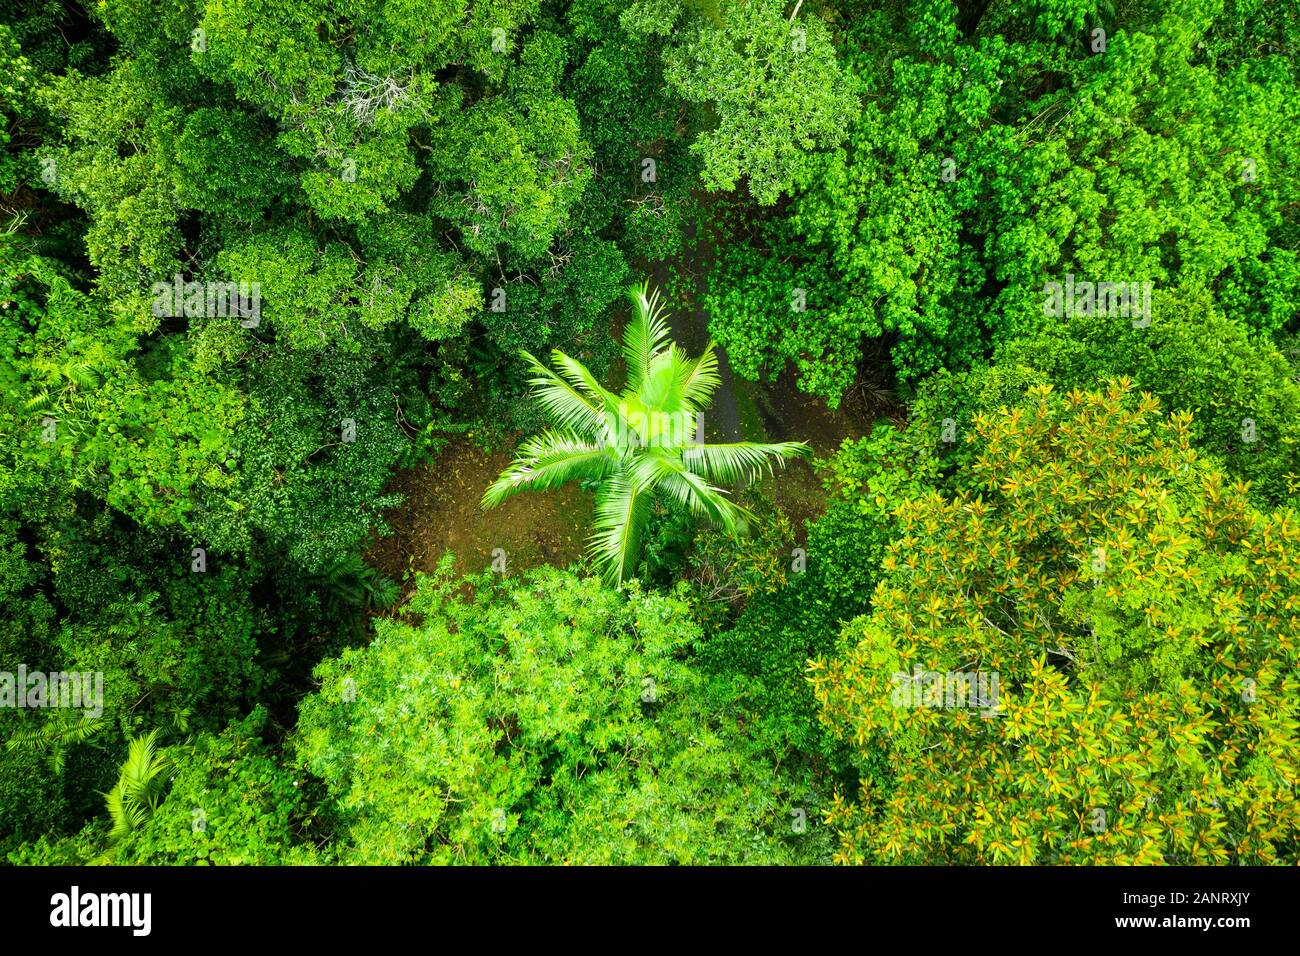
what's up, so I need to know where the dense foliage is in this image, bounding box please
[812,382,1300,863]
[1,0,1296,866]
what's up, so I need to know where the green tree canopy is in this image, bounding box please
[812,382,1300,864]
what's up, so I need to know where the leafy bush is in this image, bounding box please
[113,710,319,865]
[295,559,832,864]
[813,383,1300,864]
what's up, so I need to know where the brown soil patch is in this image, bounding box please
[366,437,592,589]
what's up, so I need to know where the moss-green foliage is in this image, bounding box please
[684,494,842,756]
[0,746,73,857]
[296,559,832,864]
[998,287,1300,507]
[113,709,319,865]
[0,24,34,197]
[699,573,844,758]
[706,0,1300,398]
[663,0,858,206]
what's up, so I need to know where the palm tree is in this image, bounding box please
[97,729,173,861]
[483,280,810,583]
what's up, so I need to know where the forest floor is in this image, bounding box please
[366,438,592,585]
[365,369,873,588]
[367,211,883,588]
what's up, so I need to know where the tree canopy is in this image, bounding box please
[1,0,1296,871]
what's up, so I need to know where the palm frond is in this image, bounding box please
[24,390,52,412]
[121,729,172,807]
[105,783,150,844]
[637,452,751,537]
[522,350,605,437]
[678,340,722,413]
[61,361,100,390]
[6,713,107,774]
[588,471,651,585]
[638,343,692,413]
[485,280,813,582]
[101,729,173,854]
[623,280,672,392]
[483,431,617,508]
[682,441,812,485]
[550,348,621,413]
[4,723,48,753]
